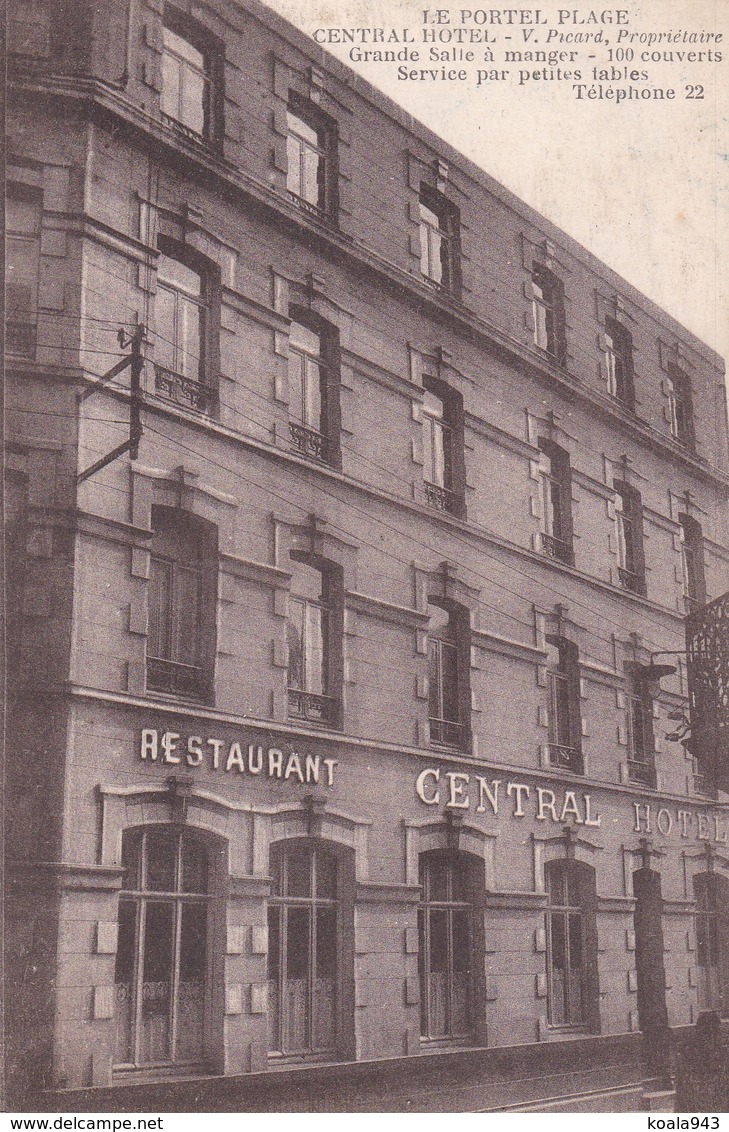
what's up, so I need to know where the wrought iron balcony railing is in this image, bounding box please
[429,716,464,748]
[288,688,338,724]
[541,532,572,563]
[424,481,456,513]
[627,758,657,788]
[6,320,37,357]
[289,421,335,465]
[287,191,328,221]
[154,364,212,413]
[618,565,643,593]
[160,111,205,144]
[549,743,583,772]
[147,657,204,698]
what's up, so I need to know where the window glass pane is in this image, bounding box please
[181,838,208,893]
[160,52,181,119]
[148,557,173,659]
[304,602,325,695]
[267,905,281,979]
[164,26,205,69]
[141,901,174,1062]
[145,828,178,892]
[450,860,468,903]
[428,639,441,720]
[154,285,177,371]
[181,66,206,135]
[287,110,319,148]
[286,134,302,196]
[315,906,337,977]
[115,900,137,985]
[158,255,202,296]
[172,563,200,666]
[440,639,459,723]
[546,865,566,906]
[287,350,306,423]
[287,597,305,690]
[568,912,583,971]
[427,856,449,902]
[429,908,449,972]
[303,357,323,428]
[300,145,321,206]
[180,902,207,980]
[285,848,311,897]
[114,900,138,1064]
[286,906,311,979]
[316,851,337,900]
[548,910,568,1024]
[452,909,470,973]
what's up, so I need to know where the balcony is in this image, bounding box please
[288,688,338,725]
[287,191,329,222]
[425,481,456,513]
[160,111,204,145]
[627,758,657,788]
[541,532,572,564]
[429,716,464,748]
[617,565,643,593]
[6,320,36,357]
[549,744,583,772]
[147,657,204,698]
[154,364,212,413]
[289,421,335,465]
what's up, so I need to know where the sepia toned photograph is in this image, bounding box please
[4,0,729,1115]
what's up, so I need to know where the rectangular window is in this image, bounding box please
[679,514,706,613]
[161,20,210,138]
[531,264,566,364]
[287,315,339,466]
[419,186,460,295]
[604,317,634,407]
[667,365,694,446]
[428,602,465,748]
[154,248,213,413]
[286,100,336,219]
[626,667,656,788]
[614,481,646,595]
[146,508,215,699]
[6,191,41,358]
[287,558,338,725]
[538,439,573,564]
[546,636,582,773]
[545,861,598,1030]
[418,853,473,1042]
[422,378,464,516]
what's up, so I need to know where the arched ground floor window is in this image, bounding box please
[114,827,215,1070]
[544,858,600,1031]
[267,840,354,1059]
[418,850,485,1043]
[694,872,729,1017]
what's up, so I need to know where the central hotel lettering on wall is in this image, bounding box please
[416,765,729,844]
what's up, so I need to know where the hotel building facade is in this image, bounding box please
[6,0,729,1110]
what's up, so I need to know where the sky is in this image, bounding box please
[260,0,729,369]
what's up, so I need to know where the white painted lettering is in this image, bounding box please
[161,731,180,764]
[207,738,223,770]
[305,754,320,783]
[536,788,558,822]
[714,815,728,844]
[633,802,651,833]
[656,807,673,836]
[507,781,530,817]
[186,736,203,766]
[323,758,338,786]
[226,742,245,772]
[140,729,158,761]
[476,776,500,815]
[583,794,601,827]
[248,744,263,773]
[560,791,583,824]
[269,748,283,777]
[697,813,711,840]
[677,809,692,838]
[446,772,470,809]
[416,768,440,805]
[285,753,304,782]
